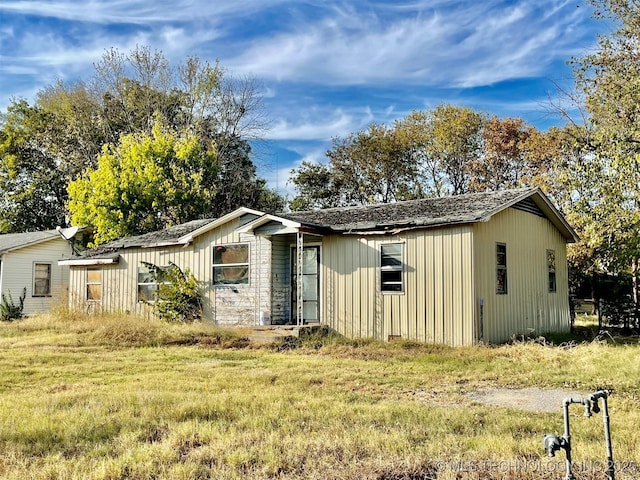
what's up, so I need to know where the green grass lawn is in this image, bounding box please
[0,312,638,479]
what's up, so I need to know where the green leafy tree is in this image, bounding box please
[212,133,284,216]
[290,123,422,210]
[0,101,68,232]
[570,0,640,325]
[427,105,484,195]
[289,161,340,211]
[290,105,488,209]
[1,46,280,232]
[68,122,218,244]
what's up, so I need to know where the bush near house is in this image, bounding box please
[0,287,26,321]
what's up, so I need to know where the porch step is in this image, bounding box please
[247,327,300,345]
[246,325,326,345]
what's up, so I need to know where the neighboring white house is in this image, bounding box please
[0,228,81,316]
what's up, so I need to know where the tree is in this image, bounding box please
[393,110,444,196]
[290,123,421,210]
[68,122,219,245]
[0,46,280,233]
[289,105,487,209]
[570,0,640,326]
[0,101,67,232]
[469,116,533,192]
[289,161,339,211]
[426,105,483,195]
[212,133,284,216]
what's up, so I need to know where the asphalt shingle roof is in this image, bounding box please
[0,230,61,254]
[282,187,538,233]
[82,218,214,258]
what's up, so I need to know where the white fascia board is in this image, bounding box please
[58,257,118,266]
[177,207,265,243]
[237,214,302,234]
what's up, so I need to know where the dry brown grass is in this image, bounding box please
[0,312,637,479]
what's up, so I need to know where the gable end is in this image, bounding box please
[512,197,545,218]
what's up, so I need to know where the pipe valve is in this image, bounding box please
[543,434,566,457]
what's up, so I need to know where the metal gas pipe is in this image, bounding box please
[542,390,613,480]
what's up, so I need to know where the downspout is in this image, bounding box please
[478,297,484,342]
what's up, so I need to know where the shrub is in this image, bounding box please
[142,262,203,323]
[0,287,26,321]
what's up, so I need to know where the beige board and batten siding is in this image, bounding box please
[473,207,570,343]
[2,238,71,316]
[68,216,272,326]
[68,243,195,316]
[321,226,475,347]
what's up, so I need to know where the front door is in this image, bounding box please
[291,246,320,324]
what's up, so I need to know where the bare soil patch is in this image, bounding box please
[468,387,587,413]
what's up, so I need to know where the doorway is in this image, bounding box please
[291,246,320,324]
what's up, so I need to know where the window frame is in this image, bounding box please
[137,264,171,303]
[212,243,250,286]
[86,267,102,302]
[547,249,557,293]
[496,243,508,295]
[380,242,404,294]
[33,262,52,297]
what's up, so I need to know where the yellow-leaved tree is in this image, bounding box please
[68,122,218,245]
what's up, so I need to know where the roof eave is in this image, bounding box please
[529,191,580,243]
[58,256,120,266]
[178,207,264,243]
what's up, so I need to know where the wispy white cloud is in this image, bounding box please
[0,0,288,24]
[226,0,595,88]
[259,145,328,197]
[0,0,603,190]
[266,107,374,141]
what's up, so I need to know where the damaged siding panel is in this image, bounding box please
[197,218,270,326]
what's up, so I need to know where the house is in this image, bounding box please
[0,227,82,316]
[60,187,578,346]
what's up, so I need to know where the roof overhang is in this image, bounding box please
[178,207,264,243]
[58,254,120,266]
[238,214,327,236]
[481,188,578,243]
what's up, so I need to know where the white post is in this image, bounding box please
[296,231,304,326]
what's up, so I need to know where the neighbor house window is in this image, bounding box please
[33,263,52,297]
[137,264,170,302]
[547,249,557,293]
[381,243,404,292]
[213,243,249,285]
[496,243,507,294]
[86,268,102,301]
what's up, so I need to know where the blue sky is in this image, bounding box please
[0,1,606,197]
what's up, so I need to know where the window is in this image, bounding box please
[381,243,403,292]
[213,244,249,285]
[547,249,557,293]
[33,263,52,297]
[137,264,170,302]
[86,268,102,301]
[496,243,507,294]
